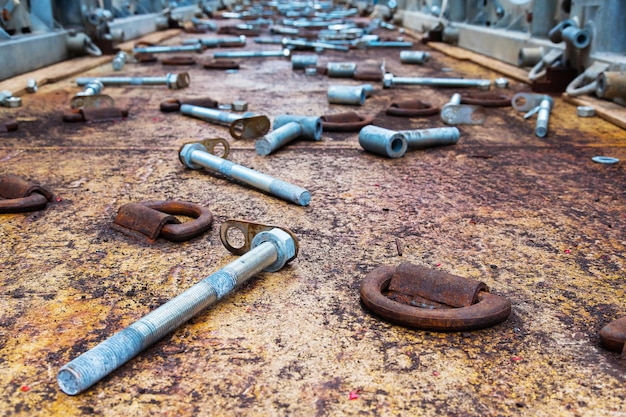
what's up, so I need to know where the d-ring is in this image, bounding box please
[0,175,54,214]
[386,99,440,117]
[360,265,511,331]
[320,112,374,132]
[112,200,213,243]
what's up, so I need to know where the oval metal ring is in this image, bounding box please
[386,100,440,117]
[321,112,374,132]
[460,92,512,107]
[141,200,213,242]
[0,193,50,214]
[360,266,511,331]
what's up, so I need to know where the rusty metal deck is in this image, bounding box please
[1,23,625,417]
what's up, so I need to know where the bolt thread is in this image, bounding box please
[536,103,551,137]
[181,104,238,125]
[58,242,278,395]
[256,122,303,156]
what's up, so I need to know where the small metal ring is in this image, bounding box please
[386,100,440,117]
[360,265,511,331]
[141,200,213,242]
[320,112,374,132]
[592,156,619,164]
[0,193,50,214]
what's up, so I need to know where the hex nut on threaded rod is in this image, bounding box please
[58,223,298,395]
[179,139,311,206]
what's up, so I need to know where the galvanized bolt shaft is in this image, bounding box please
[356,40,413,49]
[383,73,491,90]
[133,43,203,54]
[400,50,430,65]
[76,81,103,97]
[76,73,190,89]
[112,51,128,71]
[256,115,322,156]
[180,104,254,126]
[213,49,291,59]
[400,127,460,149]
[533,97,554,138]
[179,142,310,206]
[282,38,350,52]
[183,35,246,48]
[57,228,295,395]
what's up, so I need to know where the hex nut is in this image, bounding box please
[166,72,191,89]
[383,73,394,88]
[251,228,296,272]
[577,106,595,117]
[26,79,38,93]
[495,77,509,88]
[178,142,206,170]
[232,100,248,112]
[3,97,22,108]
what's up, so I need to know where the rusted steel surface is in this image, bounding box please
[0,15,625,417]
[386,99,440,117]
[62,107,129,123]
[460,92,512,107]
[600,317,626,355]
[360,263,511,331]
[320,112,374,132]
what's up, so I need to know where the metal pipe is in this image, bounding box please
[256,115,322,156]
[327,85,366,106]
[358,125,408,158]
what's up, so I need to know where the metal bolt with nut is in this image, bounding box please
[133,43,204,54]
[70,81,115,109]
[213,49,291,59]
[179,139,311,206]
[57,221,299,395]
[180,104,270,140]
[512,93,554,137]
[255,115,323,156]
[383,73,491,90]
[440,93,487,125]
[76,73,190,89]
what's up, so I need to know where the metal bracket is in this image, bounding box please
[229,115,271,140]
[220,219,299,263]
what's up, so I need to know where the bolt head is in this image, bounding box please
[3,97,22,108]
[178,142,206,169]
[383,73,394,89]
[251,228,297,272]
[166,72,191,89]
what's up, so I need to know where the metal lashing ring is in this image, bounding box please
[320,112,374,132]
[112,200,213,243]
[599,317,626,357]
[460,92,512,107]
[0,175,54,213]
[360,264,511,331]
[386,99,440,117]
[161,56,196,66]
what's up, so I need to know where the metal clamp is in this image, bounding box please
[360,263,511,331]
[0,175,54,213]
[112,200,214,243]
[220,219,299,264]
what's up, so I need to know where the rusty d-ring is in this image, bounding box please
[320,112,374,132]
[112,200,213,243]
[599,316,626,357]
[360,264,511,331]
[460,92,512,107]
[386,99,440,117]
[0,175,54,214]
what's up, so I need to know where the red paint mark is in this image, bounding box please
[20,385,30,392]
[55,197,62,202]
[152,117,160,122]
[564,249,571,254]
[436,263,441,267]
[349,390,360,400]
[432,371,440,377]
[374,183,380,187]
[511,356,523,362]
